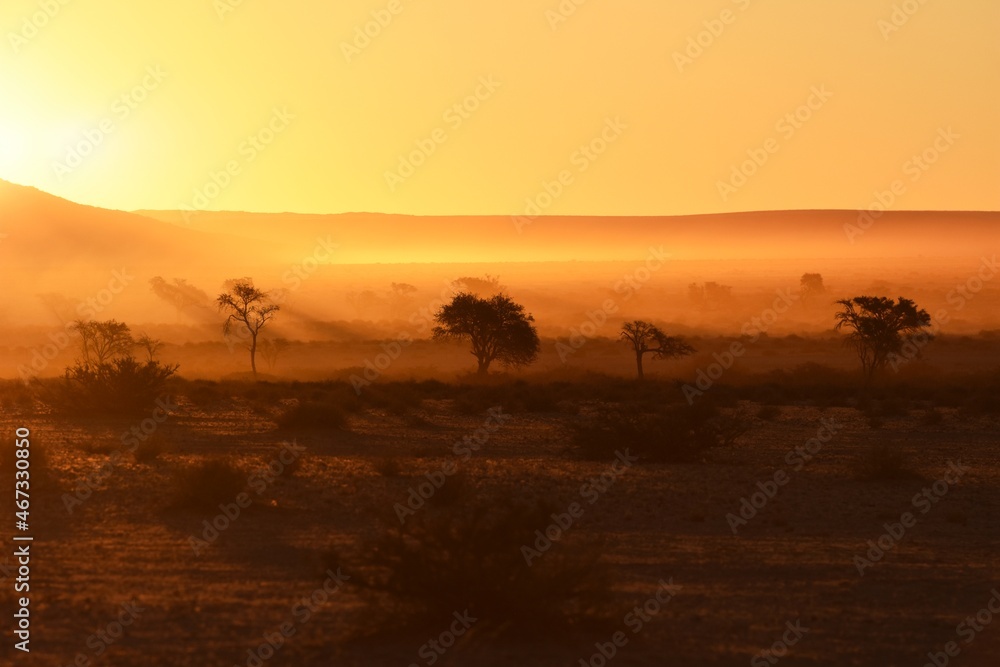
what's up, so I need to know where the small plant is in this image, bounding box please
[372,458,402,477]
[856,444,921,481]
[170,458,246,511]
[0,381,34,412]
[134,435,169,464]
[756,405,781,421]
[427,469,469,508]
[921,408,945,426]
[573,401,751,463]
[276,400,348,430]
[347,489,610,637]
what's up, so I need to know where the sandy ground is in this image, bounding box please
[1,393,999,667]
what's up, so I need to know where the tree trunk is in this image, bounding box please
[250,334,258,378]
[477,357,490,375]
[635,352,644,380]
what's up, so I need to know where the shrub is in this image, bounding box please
[49,357,178,416]
[372,458,402,477]
[0,381,34,412]
[856,444,921,481]
[756,405,782,421]
[921,408,945,426]
[347,489,610,636]
[426,469,469,508]
[134,435,169,464]
[184,382,223,408]
[170,458,246,511]
[276,400,349,430]
[573,401,751,463]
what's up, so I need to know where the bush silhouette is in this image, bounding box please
[574,401,751,463]
[53,356,177,415]
[348,488,610,636]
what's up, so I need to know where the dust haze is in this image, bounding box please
[3,181,997,382]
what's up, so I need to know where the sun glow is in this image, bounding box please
[0,124,28,181]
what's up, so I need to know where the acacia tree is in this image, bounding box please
[135,334,164,363]
[451,274,504,296]
[433,293,540,375]
[72,320,134,368]
[800,273,826,297]
[620,320,694,380]
[217,280,280,377]
[834,296,931,387]
[149,277,212,322]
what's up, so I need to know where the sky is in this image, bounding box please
[0,0,997,216]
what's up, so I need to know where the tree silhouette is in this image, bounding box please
[451,274,504,296]
[217,280,280,378]
[800,273,826,297]
[620,320,694,380]
[135,334,164,363]
[834,296,931,387]
[688,282,733,309]
[72,320,134,368]
[433,293,540,375]
[346,289,384,319]
[149,277,212,322]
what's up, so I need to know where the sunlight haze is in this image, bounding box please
[1,0,997,215]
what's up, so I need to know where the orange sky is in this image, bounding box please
[0,0,997,215]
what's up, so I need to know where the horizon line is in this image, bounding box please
[2,179,998,219]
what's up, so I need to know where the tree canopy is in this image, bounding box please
[834,296,932,386]
[620,320,695,380]
[217,280,280,377]
[433,293,540,375]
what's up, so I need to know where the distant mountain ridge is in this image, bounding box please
[135,207,998,264]
[0,180,995,269]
